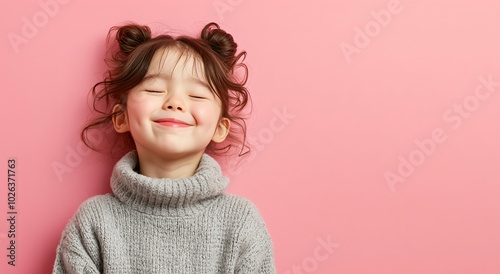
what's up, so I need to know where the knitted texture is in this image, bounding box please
[52,150,276,273]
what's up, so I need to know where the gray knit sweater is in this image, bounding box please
[52,150,276,273]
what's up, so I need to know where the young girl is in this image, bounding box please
[52,21,276,273]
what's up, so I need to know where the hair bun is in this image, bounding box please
[201,22,237,67]
[115,24,151,55]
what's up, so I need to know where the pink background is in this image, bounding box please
[2,0,500,273]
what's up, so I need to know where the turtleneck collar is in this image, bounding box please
[110,150,229,217]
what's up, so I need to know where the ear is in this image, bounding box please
[212,117,231,143]
[111,104,130,133]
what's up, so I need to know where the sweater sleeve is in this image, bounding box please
[52,199,102,274]
[235,201,277,274]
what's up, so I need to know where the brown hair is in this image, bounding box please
[81,22,251,161]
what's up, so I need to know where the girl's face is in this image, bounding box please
[113,47,230,160]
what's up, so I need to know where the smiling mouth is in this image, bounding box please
[155,121,192,128]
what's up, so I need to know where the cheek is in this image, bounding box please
[192,104,221,126]
[126,96,157,123]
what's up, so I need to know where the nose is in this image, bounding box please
[166,105,183,111]
[162,92,185,111]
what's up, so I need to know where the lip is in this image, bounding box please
[154,118,192,127]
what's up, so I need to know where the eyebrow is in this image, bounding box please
[142,73,211,91]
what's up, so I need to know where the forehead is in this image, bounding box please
[147,46,206,81]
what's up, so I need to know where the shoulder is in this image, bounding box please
[64,194,119,228]
[214,194,270,235]
[59,194,120,240]
[215,193,264,218]
[79,193,117,208]
[74,194,116,215]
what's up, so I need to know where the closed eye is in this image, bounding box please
[145,90,163,93]
[190,95,206,99]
